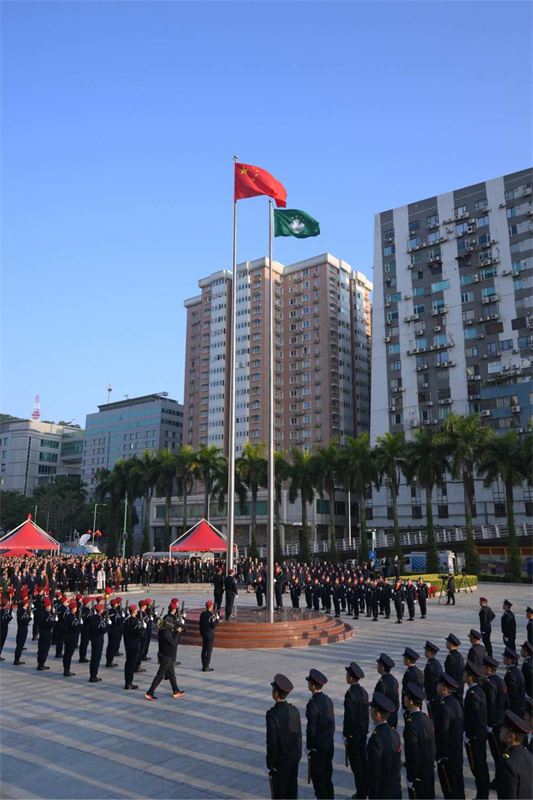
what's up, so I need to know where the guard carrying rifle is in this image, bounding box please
[105,598,122,668]
[36,597,55,670]
[145,600,186,700]
[88,602,108,683]
[0,598,13,661]
[63,600,81,677]
[78,597,93,663]
[123,604,143,690]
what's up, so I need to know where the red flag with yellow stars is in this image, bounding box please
[234,162,287,207]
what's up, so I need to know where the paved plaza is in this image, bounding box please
[0,580,531,800]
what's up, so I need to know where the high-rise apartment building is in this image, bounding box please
[371,168,532,527]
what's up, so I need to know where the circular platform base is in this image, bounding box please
[176,607,354,648]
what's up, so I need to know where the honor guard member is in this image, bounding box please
[51,590,62,646]
[304,576,313,610]
[468,629,487,674]
[496,710,533,799]
[305,668,335,800]
[525,697,533,754]
[213,567,224,612]
[416,577,428,619]
[343,662,369,800]
[482,656,508,780]
[435,673,465,800]
[256,575,266,607]
[141,598,154,662]
[135,600,148,673]
[502,600,517,652]
[526,607,533,646]
[520,641,532,698]
[382,578,391,619]
[503,647,526,716]
[88,602,107,683]
[463,660,490,800]
[479,597,496,657]
[375,653,400,729]
[405,579,416,621]
[105,598,122,668]
[0,599,13,661]
[14,596,31,665]
[403,682,436,800]
[199,600,218,672]
[392,579,404,624]
[402,647,424,696]
[446,574,456,605]
[424,640,443,719]
[266,674,302,800]
[54,596,69,658]
[224,569,238,619]
[444,633,465,705]
[145,602,185,700]
[78,597,93,663]
[36,598,55,670]
[274,569,285,612]
[31,586,43,640]
[312,578,322,612]
[123,604,143,690]
[367,692,402,800]
[63,600,81,677]
[290,577,302,610]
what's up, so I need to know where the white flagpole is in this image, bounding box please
[227,156,238,574]
[267,200,275,614]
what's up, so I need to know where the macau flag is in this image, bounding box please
[273,208,320,239]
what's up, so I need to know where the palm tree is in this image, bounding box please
[138,450,160,554]
[236,443,268,560]
[477,431,528,582]
[288,448,315,563]
[274,451,290,564]
[112,458,144,557]
[193,444,226,519]
[313,439,341,562]
[403,428,449,574]
[338,434,377,564]
[175,445,196,534]
[374,432,408,571]
[94,468,121,557]
[434,413,493,575]
[155,450,179,552]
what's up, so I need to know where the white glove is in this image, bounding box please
[79,619,83,626]
[463,732,469,743]
[487,726,492,733]
[216,614,220,620]
[182,613,186,618]
[263,765,270,775]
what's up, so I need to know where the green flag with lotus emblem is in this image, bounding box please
[273,208,320,239]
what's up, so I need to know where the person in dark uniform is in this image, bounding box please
[105,598,122,668]
[312,578,322,612]
[417,577,428,619]
[213,567,225,612]
[88,603,107,683]
[479,597,496,657]
[305,668,335,800]
[135,600,148,674]
[332,579,343,618]
[444,633,465,705]
[31,586,43,641]
[304,576,313,610]
[520,641,532,699]
[36,597,55,670]
[503,647,526,716]
[141,598,154,662]
[54,595,69,658]
[467,629,487,674]
[393,554,400,580]
[482,655,508,786]
[496,710,533,799]
[274,569,285,612]
[199,600,218,672]
[78,597,92,663]
[266,673,302,800]
[290,577,302,609]
[392,579,404,624]
[435,673,465,800]
[403,682,436,800]
[343,661,368,800]
[14,597,31,665]
[502,600,517,652]
[0,599,13,661]
[382,578,391,619]
[145,603,185,700]
[424,640,443,719]
[374,653,399,729]
[63,600,81,677]
[446,574,455,605]
[123,604,143,690]
[402,647,424,697]
[255,575,266,608]
[224,569,238,619]
[404,579,416,621]
[463,660,490,800]
[526,606,533,646]
[367,691,402,800]
[321,577,332,615]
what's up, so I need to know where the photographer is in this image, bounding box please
[145,601,186,701]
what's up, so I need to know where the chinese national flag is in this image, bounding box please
[234,163,287,207]
[94,529,102,537]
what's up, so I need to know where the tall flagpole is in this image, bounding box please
[227,156,238,574]
[267,200,275,613]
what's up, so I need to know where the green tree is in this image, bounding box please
[313,439,341,563]
[403,428,449,574]
[435,413,493,575]
[155,450,179,553]
[288,448,315,563]
[237,443,268,560]
[0,491,33,534]
[95,468,122,557]
[477,430,528,582]
[274,451,289,565]
[193,444,226,519]
[138,449,160,555]
[338,434,377,564]
[32,476,87,541]
[374,432,408,571]
[175,445,196,534]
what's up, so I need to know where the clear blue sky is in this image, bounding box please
[2,1,531,426]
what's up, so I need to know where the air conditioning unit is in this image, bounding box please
[511,270,520,277]
[426,401,434,407]
[407,264,414,270]
[415,329,424,336]
[473,274,480,282]
[465,320,473,326]
[481,410,491,417]
[431,309,439,316]
[434,326,442,332]
[512,406,520,413]
[501,269,511,276]
[503,366,510,371]
[481,355,488,360]
[477,334,485,339]
[517,428,524,433]
[389,406,397,412]
[482,297,492,304]
[422,382,429,388]
[467,226,475,233]
[386,302,391,308]
[499,202,506,208]
[491,314,499,320]
[412,347,420,354]
[404,293,412,300]
[384,336,391,342]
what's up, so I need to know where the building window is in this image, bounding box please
[39,452,58,463]
[412,506,422,520]
[40,439,59,449]
[438,505,449,519]
[431,280,450,293]
[494,503,506,518]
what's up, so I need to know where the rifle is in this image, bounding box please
[307,753,311,784]
[268,770,274,800]
[407,785,418,800]
[104,595,110,624]
[438,761,452,795]
[489,728,501,760]
[344,740,349,767]
[465,739,475,773]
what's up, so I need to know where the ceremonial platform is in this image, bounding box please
[178,607,354,648]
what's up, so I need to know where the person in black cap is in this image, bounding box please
[463,660,490,799]
[482,655,508,787]
[444,633,465,705]
[479,597,496,657]
[392,578,404,624]
[199,601,218,672]
[404,579,416,622]
[402,648,424,699]
[305,668,335,799]
[435,673,465,799]
[496,710,533,799]
[375,653,400,729]
[266,674,302,800]
[502,600,516,652]
[224,569,238,620]
[343,662,368,799]
[467,629,487,675]
[445,574,455,605]
[416,577,428,619]
[520,641,532,699]
[367,692,401,800]
[403,682,436,799]
[526,607,533,646]
[213,567,225,612]
[424,641,443,719]
[503,647,526,717]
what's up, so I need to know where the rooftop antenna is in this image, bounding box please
[107,384,112,404]
[32,395,41,420]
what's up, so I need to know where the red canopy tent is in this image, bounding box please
[0,515,60,552]
[170,519,234,555]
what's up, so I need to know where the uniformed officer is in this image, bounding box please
[496,710,533,799]
[405,578,416,621]
[199,600,218,672]
[256,575,266,608]
[343,662,368,799]
[402,682,436,799]
[367,692,402,800]
[213,567,225,612]
[392,579,404,623]
[31,586,43,641]
[141,598,154,662]
[63,600,81,677]
[424,640,443,719]
[502,600,517,652]
[305,668,335,800]
[402,647,424,698]
[482,655,508,784]
[105,598,122,668]
[444,633,465,705]
[435,673,465,799]
[467,629,487,675]
[0,599,13,661]
[266,674,302,800]
[520,641,532,698]
[78,597,93,663]
[123,604,143,690]
[525,696,533,754]
[274,569,285,612]
[145,602,185,700]
[290,577,302,609]
[54,595,69,659]
[526,606,533,646]
[14,597,31,665]
[479,597,496,657]
[135,599,148,673]
[224,569,238,619]
[463,660,490,800]
[374,653,400,729]
[503,647,526,716]
[36,597,55,670]
[417,577,428,619]
[88,603,107,683]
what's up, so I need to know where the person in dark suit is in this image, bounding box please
[224,569,238,619]
[435,673,465,799]
[36,597,55,670]
[290,577,301,609]
[374,653,400,729]
[496,710,533,799]
[199,600,218,672]
[503,647,526,717]
[482,655,508,783]
[62,601,81,677]
[444,633,465,705]
[14,597,31,665]
[502,600,517,652]
[463,660,490,799]
[402,682,436,799]
[404,579,416,621]
[417,577,428,619]
[343,662,369,799]
[88,603,107,683]
[274,569,285,612]
[424,640,443,719]
[255,575,266,608]
[266,673,302,800]
[367,692,402,799]
[305,668,335,800]
[521,641,533,699]
[213,567,224,612]
[467,629,487,674]
[479,597,496,657]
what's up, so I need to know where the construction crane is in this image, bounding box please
[31,395,41,420]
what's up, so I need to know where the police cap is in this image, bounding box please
[271,674,294,694]
[464,660,482,678]
[446,633,461,646]
[502,710,532,735]
[377,653,395,668]
[403,647,420,661]
[438,672,459,690]
[483,655,500,668]
[371,692,395,714]
[405,682,426,702]
[425,640,440,653]
[305,668,327,686]
[345,662,364,680]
